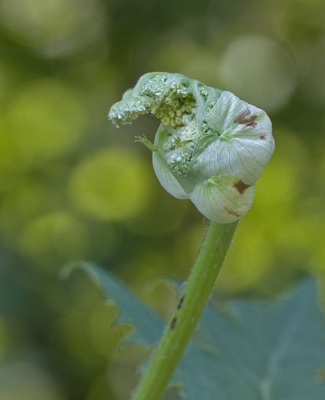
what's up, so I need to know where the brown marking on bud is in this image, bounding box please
[177,295,185,310]
[234,110,257,128]
[170,317,177,330]
[260,135,266,140]
[233,180,250,194]
[224,207,240,218]
[234,110,250,122]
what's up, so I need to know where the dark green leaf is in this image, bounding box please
[71,261,165,344]
[71,263,325,400]
[177,278,325,400]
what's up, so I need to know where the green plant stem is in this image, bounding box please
[131,221,238,400]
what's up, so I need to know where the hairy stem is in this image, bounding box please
[131,221,238,400]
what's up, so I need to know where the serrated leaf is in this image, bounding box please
[72,261,165,344]
[72,262,325,400]
[176,279,325,400]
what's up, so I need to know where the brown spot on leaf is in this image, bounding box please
[170,317,177,330]
[177,295,185,310]
[233,180,250,194]
[260,135,266,140]
[316,368,325,383]
[234,110,257,128]
[234,109,250,122]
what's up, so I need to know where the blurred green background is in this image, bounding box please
[0,0,325,399]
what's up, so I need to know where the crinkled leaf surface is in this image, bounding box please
[75,262,325,400]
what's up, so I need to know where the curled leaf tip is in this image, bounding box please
[108,72,274,223]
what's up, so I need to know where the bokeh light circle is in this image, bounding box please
[219,35,296,112]
[0,0,107,57]
[19,211,89,260]
[69,148,154,221]
[4,79,87,165]
[0,362,64,400]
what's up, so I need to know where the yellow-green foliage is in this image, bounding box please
[0,0,325,399]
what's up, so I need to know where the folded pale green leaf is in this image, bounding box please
[189,175,255,223]
[108,72,275,223]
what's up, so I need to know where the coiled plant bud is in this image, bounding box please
[109,72,274,223]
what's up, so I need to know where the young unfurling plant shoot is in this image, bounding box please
[109,72,274,400]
